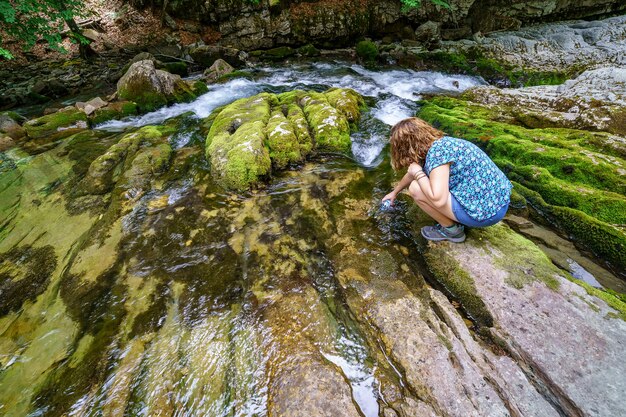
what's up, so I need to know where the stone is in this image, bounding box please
[82,29,101,42]
[116,60,197,112]
[414,21,441,48]
[419,94,626,271]
[163,13,178,30]
[31,78,68,98]
[421,224,626,417]
[464,66,626,135]
[203,59,234,83]
[0,113,26,140]
[189,45,247,67]
[77,97,108,116]
[0,135,15,152]
[23,107,88,140]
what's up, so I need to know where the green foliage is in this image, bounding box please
[401,0,451,10]
[0,0,87,59]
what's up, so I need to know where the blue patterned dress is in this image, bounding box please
[423,136,512,221]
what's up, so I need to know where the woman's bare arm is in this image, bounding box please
[411,163,451,208]
[382,170,414,203]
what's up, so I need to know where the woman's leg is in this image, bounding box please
[408,181,457,226]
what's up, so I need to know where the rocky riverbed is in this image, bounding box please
[1,11,626,417]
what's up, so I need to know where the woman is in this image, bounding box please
[382,117,511,243]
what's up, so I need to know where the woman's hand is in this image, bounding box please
[408,162,423,179]
[382,191,397,205]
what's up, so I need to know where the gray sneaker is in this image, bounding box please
[421,223,466,243]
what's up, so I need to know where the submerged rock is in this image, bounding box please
[205,88,364,190]
[116,60,204,112]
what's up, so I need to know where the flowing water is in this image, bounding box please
[0,61,619,416]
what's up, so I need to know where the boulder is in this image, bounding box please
[414,21,441,49]
[23,107,88,140]
[116,60,197,112]
[189,45,247,67]
[204,88,364,190]
[203,59,234,83]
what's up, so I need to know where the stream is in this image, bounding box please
[0,61,621,416]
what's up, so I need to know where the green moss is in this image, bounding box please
[512,182,626,271]
[23,108,87,140]
[470,224,562,291]
[297,44,321,57]
[250,46,296,61]
[161,61,188,76]
[206,94,273,190]
[204,88,364,190]
[301,91,352,152]
[571,279,626,321]
[355,40,378,62]
[191,80,209,95]
[118,73,199,113]
[509,187,527,209]
[424,246,493,327]
[90,101,138,125]
[79,125,170,195]
[266,109,303,169]
[416,50,570,87]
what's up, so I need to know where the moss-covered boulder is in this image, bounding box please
[418,95,626,271]
[116,60,201,112]
[23,107,88,140]
[79,125,174,196]
[205,88,365,190]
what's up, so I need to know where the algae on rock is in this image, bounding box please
[205,88,365,191]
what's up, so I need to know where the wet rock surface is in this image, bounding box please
[1,60,626,417]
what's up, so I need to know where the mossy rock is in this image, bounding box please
[250,46,296,61]
[161,61,188,77]
[355,40,378,62]
[297,44,321,57]
[205,88,365,190]
[79,125,173,195]
[418,96,626,271]
[90,101,139,126]
[116,60,200,112]
[23,107,88,140]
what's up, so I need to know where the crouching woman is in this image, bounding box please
[382,117,512,243]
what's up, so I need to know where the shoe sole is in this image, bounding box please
[421,229,466,243]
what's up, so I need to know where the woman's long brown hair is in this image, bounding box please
[389,117,445,170]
